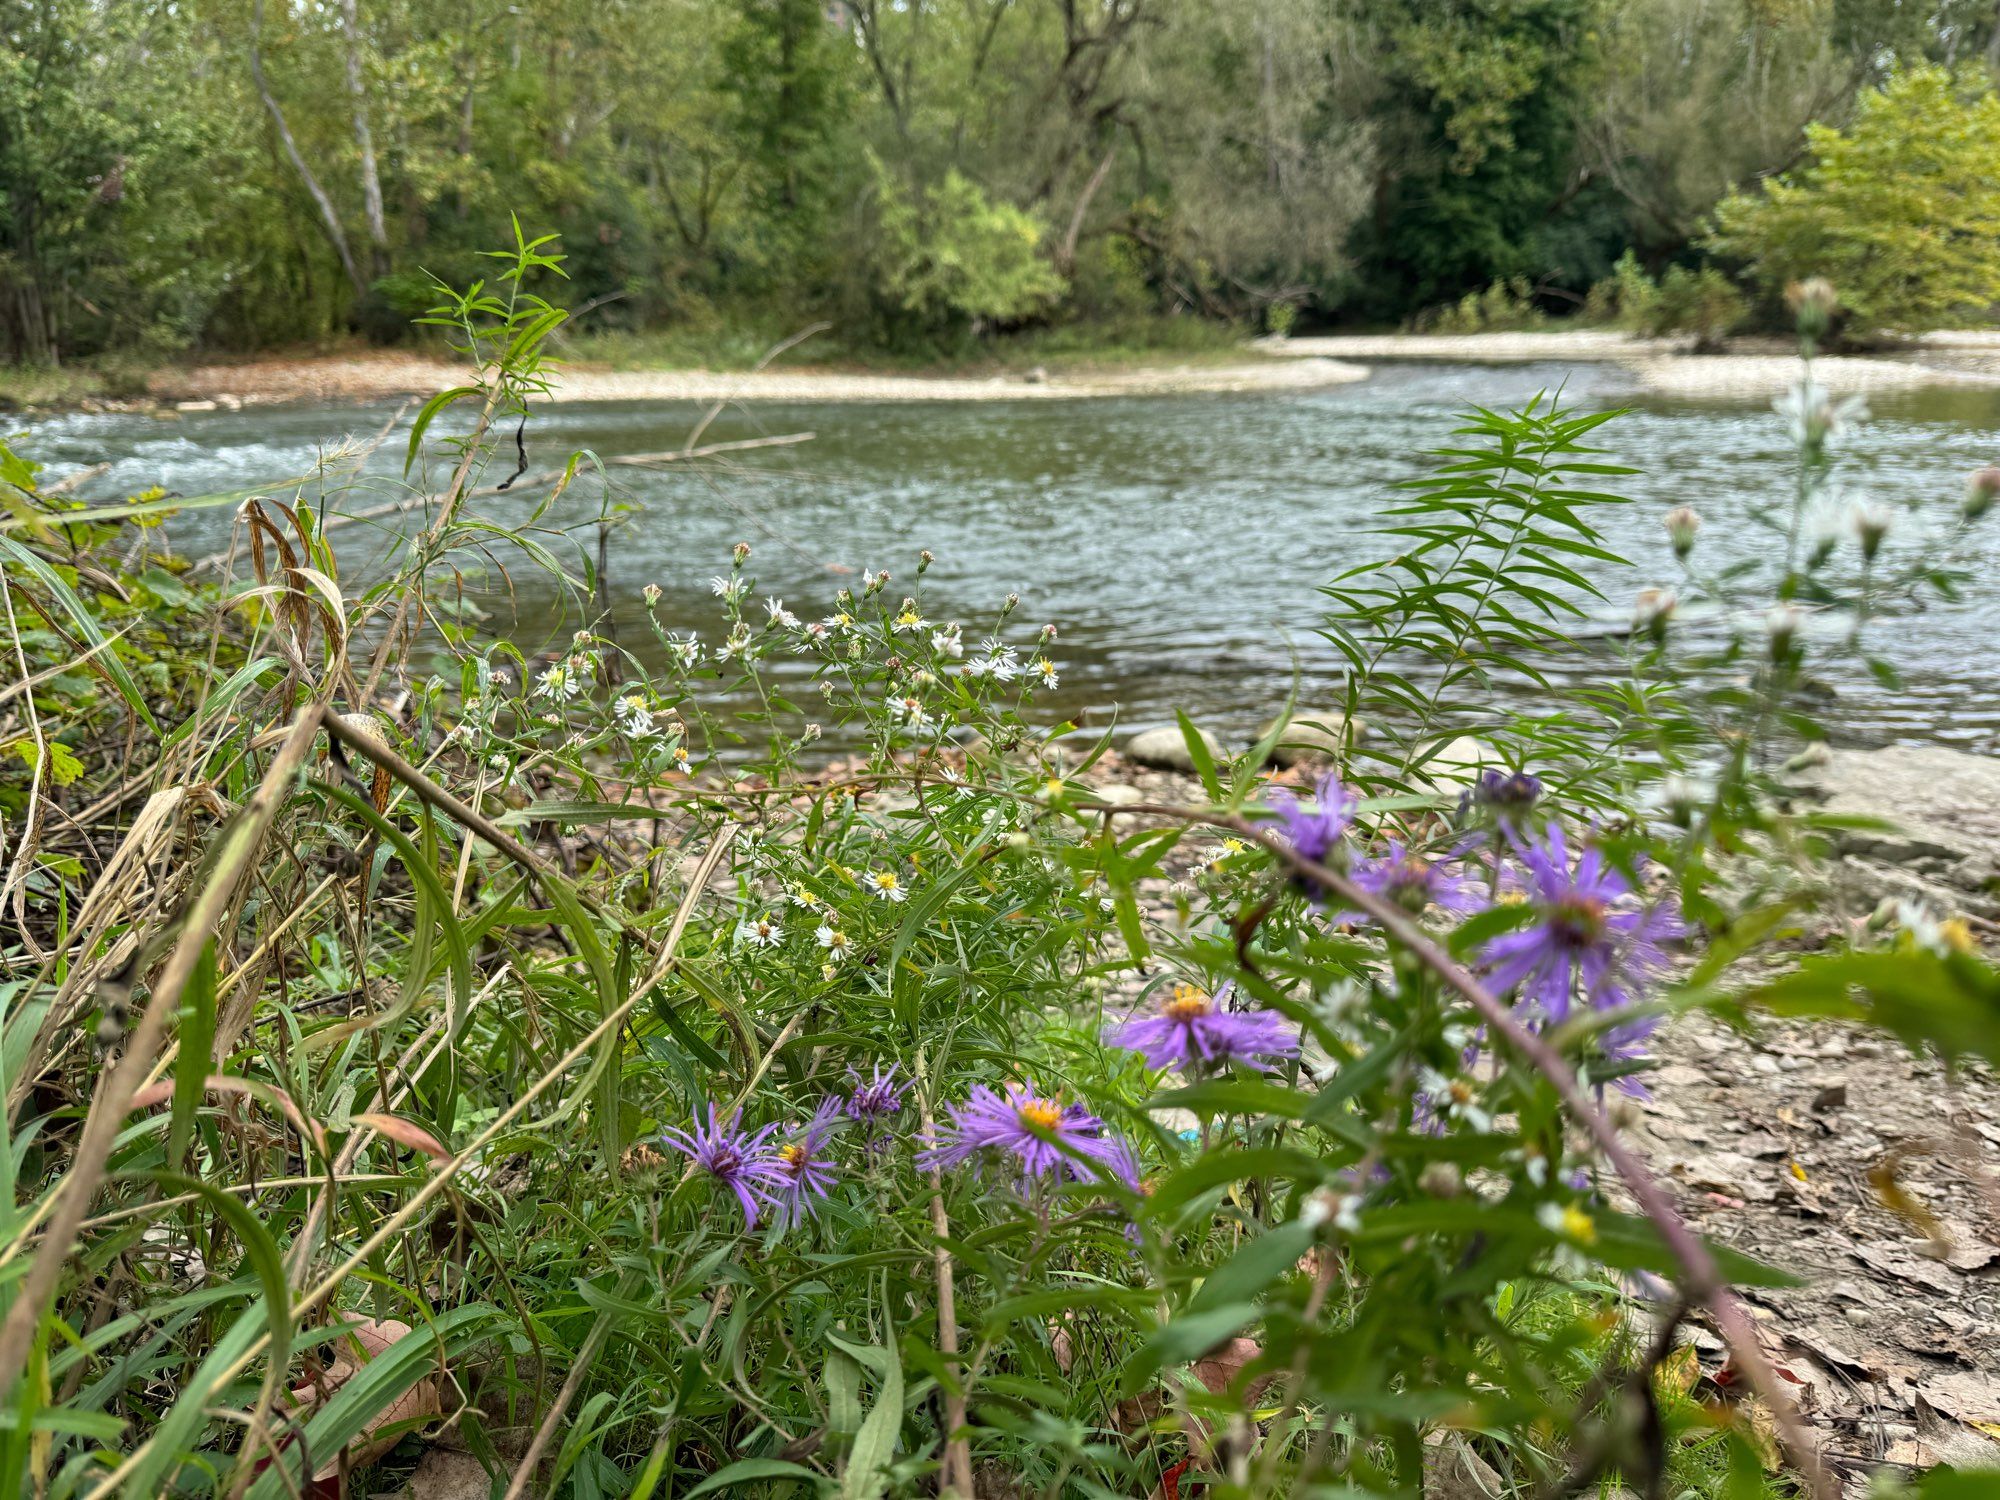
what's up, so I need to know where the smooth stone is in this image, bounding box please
[1260,712,1367,766]
[1123,724,1226,772]
[1416,735,1496,793]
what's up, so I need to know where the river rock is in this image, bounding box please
[1123,724,1225,771]
[1794,744,2000,915]
[1416,735,1496,793]
[1260,712,1366,767]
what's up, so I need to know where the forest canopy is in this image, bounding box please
[7,0,2000,363]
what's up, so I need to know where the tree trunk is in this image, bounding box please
[250,0,369,302]
[338,0,392,278]
[1056,143,1117,277]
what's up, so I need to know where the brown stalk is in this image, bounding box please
[914,1048,975,1498]
[0,704,328,1400]
[1078,796,1838,1500]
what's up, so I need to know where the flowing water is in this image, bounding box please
[25,360,2000,751]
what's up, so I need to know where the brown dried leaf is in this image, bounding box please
[354,1112,452,1163]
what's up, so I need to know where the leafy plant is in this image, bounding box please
[1709,66,2000,336]
[2,230,1997,1500]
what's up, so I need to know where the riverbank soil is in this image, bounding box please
[1082,739,2000,1490]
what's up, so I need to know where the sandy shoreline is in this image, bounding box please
[158,351,1370,407]
[142,328,2000,410]
[1262,329,2000,397]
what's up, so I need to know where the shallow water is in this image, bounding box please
[24,360,2000,751]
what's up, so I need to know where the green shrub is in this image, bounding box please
[873,162,1068,332]
[1416,276,1545,333]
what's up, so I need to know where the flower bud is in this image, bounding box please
[642,583,662,606]
[1764,603,1803,662]
[1785,277,1838,340]
[1662,506,1701,559]
[1851,501,1891,562]
[733,541,751,564]
[1965,466,2000,521]
[918,549,934,572]
[1632,587,1677,644]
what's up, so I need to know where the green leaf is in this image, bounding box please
[166,942,217,1173]
[685,1458,824,1497]
[404,385,482,475]
[1186,1220,1316,1317]
[838,1315,903,1500]
[1175,709,1222,801]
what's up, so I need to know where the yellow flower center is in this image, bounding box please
[1447,1079,1477,1107]
[873,872,899,891]
[1017,1099,1064,1132]
[1163,983,1211,1022]
[778,1143,807,1166]
[1558,1205,1597,1244]
[1940,917,1977,954]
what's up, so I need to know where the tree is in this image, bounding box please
[1708,66,2000,333]
[1340,0,1612,318]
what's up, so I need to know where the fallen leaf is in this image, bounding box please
[288,1318,444,1478]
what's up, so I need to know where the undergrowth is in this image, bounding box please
[0,235,1994,1500]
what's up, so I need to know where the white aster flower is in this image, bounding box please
[1775,378,1867,452]
[865,869,908,903]
[535,662,581,700]
[739,913,782,948]
[616,694,661,738]
[1419,1067,1492,1133]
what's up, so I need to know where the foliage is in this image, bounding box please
[873,166,1068,331]
[1710,66,2000,335]
[1587,253,1748,349]
[1414,277,1548,333]
[10,0,2000,364]
[3,233,2000,1500]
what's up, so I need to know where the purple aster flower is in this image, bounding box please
[1479,825,1684,1025]
[1264,773,1357,870]
[922,1082,1135,1187]
[770,1097,842,1231]
[1344,840,1483,920]
[1594,1012,1662,1097]
[658,1103,785,1229]
[845,1063,907,1129]
[1463,768,1544,826]
[1104,981,1298,1074]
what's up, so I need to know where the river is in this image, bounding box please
[24,359,2000,752]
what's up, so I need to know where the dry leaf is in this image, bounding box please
[353,1112,452,1163]
[288,1318,444,1478]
